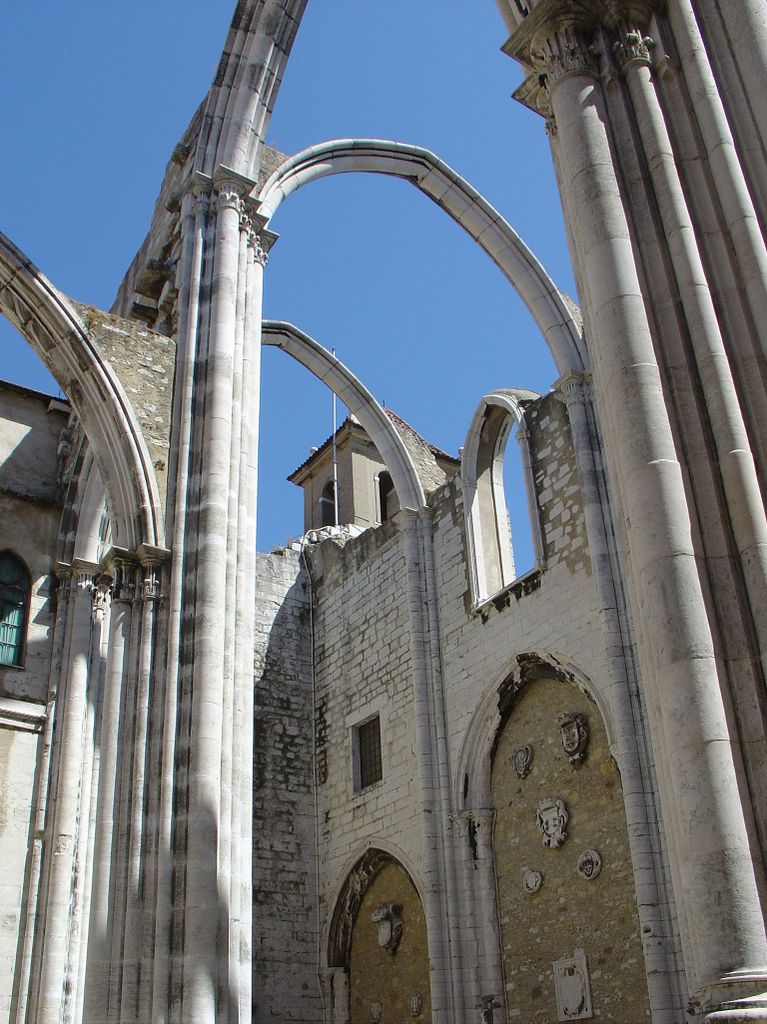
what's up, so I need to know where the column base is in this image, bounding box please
[691,970,767,1022]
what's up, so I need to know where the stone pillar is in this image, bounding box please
[615,22,767,730]
[35,564,97,1024]
[556,370,681,1021]
[452,809,507,1024]
[401,510,454,1023]
[83,560,134,1020]
[522,8,767,1019]
[179,166,263,1024]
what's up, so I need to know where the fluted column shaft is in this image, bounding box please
[538,20,767,1016]
[183,176,244,1024]
[36,567,96,1024]
[620,48,767,716]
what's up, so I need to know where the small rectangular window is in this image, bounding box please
[355,716,382,790]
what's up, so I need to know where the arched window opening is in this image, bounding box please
[377,470,398,523]
[463,390,543,605]
[320,479,337,527]
[0,552,30,667]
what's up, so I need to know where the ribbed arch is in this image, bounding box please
[0,232,164,551]
[255,139,586,375]
[261,319,426,511]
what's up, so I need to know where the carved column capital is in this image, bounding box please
[92,576,112,621]
[140,563,161,602]
[554,369,593,407]
[246,224,270,267]
[612,25,655,71]
[214,184,245,217]
[530,21,599,91]
[192,187,212,217]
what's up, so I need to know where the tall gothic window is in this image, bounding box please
[0,552,30,667]
[462,390,543,604]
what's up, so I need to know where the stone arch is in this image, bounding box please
[462,388,544,603]
[454,650,618,811]
[326,846,431,1024]
[255,139,587,375]
[0,233,164,551]
[262,319,426,510]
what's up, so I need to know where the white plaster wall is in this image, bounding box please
[0,725,40,1024]
[0,384,66,704]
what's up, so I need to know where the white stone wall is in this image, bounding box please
[307,519,425,912]
[253,549,322,1023]
[305,389,611,1008]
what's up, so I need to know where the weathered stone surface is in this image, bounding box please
[70,302,174,505]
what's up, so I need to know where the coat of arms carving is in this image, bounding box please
[371,901,404,954]
[511,744,533,778]
[536,797,569,848]
[558,712,589,765]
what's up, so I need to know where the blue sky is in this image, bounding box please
[1,2,574,557]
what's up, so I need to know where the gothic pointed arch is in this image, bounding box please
[326,847,432,1024]
[255,139,586,375]
[262,319,426,511]
[0,233,165,551]
[462,388,544,602]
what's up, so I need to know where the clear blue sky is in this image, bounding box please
[1,2,575,557]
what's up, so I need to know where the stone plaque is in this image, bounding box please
[553,951,593,1020]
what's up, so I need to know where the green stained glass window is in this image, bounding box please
[0,553,30,667]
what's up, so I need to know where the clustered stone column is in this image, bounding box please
[504,0,767,1018]
[167,168,270,1024]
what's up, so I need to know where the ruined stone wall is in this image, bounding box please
[306,519,424,936]
[302,386,635,1019]
[71,303,175,507]
[430,389,604,779]
[253,549,322,1024]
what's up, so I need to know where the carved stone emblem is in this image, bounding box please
[536,798,569,848]
[522,868,543,894]
[511,745,533,778]
[408,991,423,1017]
[558,712,588,765]
[369,1002,383,1022]
[371,901,403,954]
[576,849,602,880]
[553,951,593,1020]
